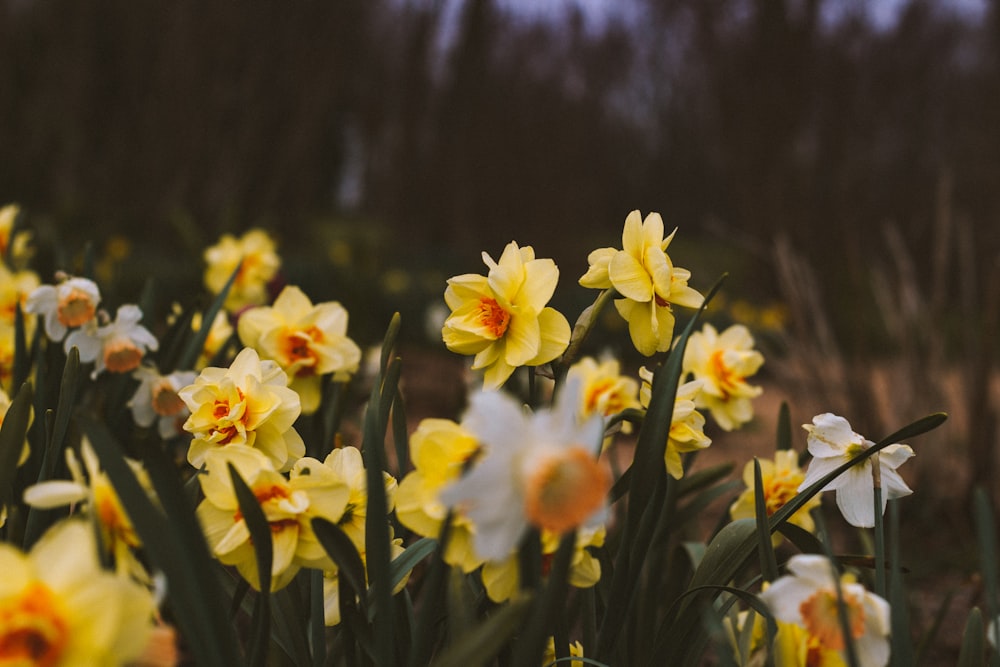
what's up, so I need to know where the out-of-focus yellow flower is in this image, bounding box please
[204,229,280,312]
[196,445,350,591]
[129,366,198,439]
[682,323,763,431]
[639,368,711,479]
[397,418,484,573]
[729,450,820,546]
[480,525,605,603]
[541,636,586,667]
[566,356,641,426]
[193,310,234,370]
[0,324,13,393]
[66,304,159,378]
[323,530,406,627]
[0,519,155,666]
[238,285,362,415]
[179,347,305,472]
[0,203,18,257]
[442,241,570,389]
[761,554,890,667]
[579,211,703,356]
[24,438,153,582]
[0,262,39,331]
[24,274,101,342]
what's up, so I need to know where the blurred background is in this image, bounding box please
[1,0,998,514]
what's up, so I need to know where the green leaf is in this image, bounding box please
[272,579,313,667]
[957,607,985,667]
[676,462,736,499]
[12,304,31,392]
[512,531,578,666]
[380,312,402,372]
[41,345,81,482]
[430,596,533,667]
[229,463,272,667]
[776,401,792,451]
[312,517,369,618]
[176,260,241,371]
[753,459,778,583]
[390,537,437,592]
[0,382,33,504]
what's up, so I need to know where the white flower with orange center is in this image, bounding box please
[24,275,101,342]
[579,210,703,356]
[0,520,156,667]
[799,413,914,528]
[682,323,763,431]
[729,450,821,546]
[639,368,712,479]
[129,365,198,439]
[238,285,362,415]
[179,346,305,471]
[442,241,571,389]
[761,554,891,667]
[197,445,350,591]
[439,381,608,562]
[65,304,159,378]
[204,229,281,312]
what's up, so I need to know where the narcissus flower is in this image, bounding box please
[730,450,821,546]
[639,368,712,479]
[760,554,891,667]
[238,285,362,415]
[204,229,281,312]
[66,304,159,378]
[442,241,570,389]
[196,445,350,591]
[194,310,234,370]
[0,519,155,666]
[129,366,198,439]
[0,262,40,330]
[24,275,101,342]
[579,211,702,356]
[567,356,641,428]
[682,323,763,431]
[440,381,608,562]
[799,413,914,528]
[179,347,305,471]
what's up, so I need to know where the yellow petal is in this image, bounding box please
[529,307,570,365]
[609,251,653,302]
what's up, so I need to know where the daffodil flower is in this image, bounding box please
[639,368,712,478]
[798,413,914,528]
[24,274,101,341]
[682,323,763,431]
[204,228,281,312]
[760,554,891,667]
[0,261,40,331]
[442,241,570,389]
[567,356,641,430]
[66,304,159,378]
[729,450,821,546]
[579,211,702,356]
[0,520,156,666]
[238,285,362,414]
[179,347,305,471]
[439,380,608,562]
[129,366,198,439]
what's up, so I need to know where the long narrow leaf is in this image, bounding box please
[429,596,533,667]
[312,517,369,618]
[176,260,241,371]
[390,537,437,592]
[229,463,272,667]
[0,382,33,503]
[753,459,778,583]
[957,607,985,667]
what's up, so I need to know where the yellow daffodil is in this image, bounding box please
[24,274,101,342]
[760,554,891,667]
[0,323,14,393]
[129,366,198,439]
[323,530,406,627]
[0,519,156,666]
[442,241,570,389]
[65,304,159,378]
[193,310,234,370]
[567,356,641,429]
[682,323,763,431]
[238,285,362,415]
[639,368,712,479]
[729,450,821,546]
[196,445,350,591]
[579,211,703,356]
[0,203,18,258]
[396,418,484,573]
[542,637,586,667]
[799,413,914,528]
[440,381,608,562]
[179,347,305,472]
[0,261,39,331]
[204,229,280,312]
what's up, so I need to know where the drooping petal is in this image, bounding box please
[834,464,878,528]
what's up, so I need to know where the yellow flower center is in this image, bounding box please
[151,381,186,417]
[103,339,143,374]
[524,448,609,534]
[478,298,510,339]
[764,473,802,516]
[799,588,865,651]
[279,326,323,376]
[709,350,739,399]
[583,379,625,417]
[0,581,70,667]
[56,289,96,328]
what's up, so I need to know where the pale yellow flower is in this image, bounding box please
[442,241,570,389]
[238,285,362,414]
[0,203,18,258]
[24,275,101,342]
[179,347,305,471]
[0,323,14,393]
[579,211,703,356]
[566,356,641,425]
[0,262,39,331]
[0,519,155,666]
[204,229,280,312]
[729,450,820,546]
[639,368,711,479]
[682,323,763,431]
[196,445,350,591]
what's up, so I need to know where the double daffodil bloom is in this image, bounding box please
[238,285,362,415]
[567,357,641,435]
[0,261,40,330]
[204,229,280,312]
[0,520,155,666]
[580,210,703,356]
[442,241,570,389]
[197,445,350,591]
[639,368,712,479]
[179,347,305,471]
[682,323,763,431]
[799,413,913,528]
[729,450,820,546]
[760,554,891,667]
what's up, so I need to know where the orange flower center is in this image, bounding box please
[151,381,186,417]
[584,378,626,417]
[0,581,70,667]
[56,289,96,328]
[211,389,247,446]
[709,350,739,400]
[524,448,609,534]
[279,326,323,376]
[478,298,511,338]
[763,474,801,516]
[799,588,866,652]
[103,339,143,374]
[94,480,141,548]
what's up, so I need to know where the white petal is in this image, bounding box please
[23,481,88,508]
[834,465,877,527]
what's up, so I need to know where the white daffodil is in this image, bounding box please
[129,365,198,439]
[24,275,101,342]
[66,304,159,378]
[798,413,914,528]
